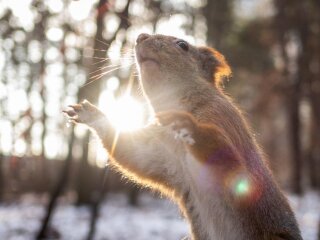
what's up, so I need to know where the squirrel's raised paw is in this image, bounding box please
[173,127,195,145]
[63,100,104,125]
[156,111,196,145]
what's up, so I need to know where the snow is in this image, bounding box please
[0,192,319,240]
[288,192,320,240]
[0,193,188,240]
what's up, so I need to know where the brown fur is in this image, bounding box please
[64,34,302,240]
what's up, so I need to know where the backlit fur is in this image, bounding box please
[64,34,302,240]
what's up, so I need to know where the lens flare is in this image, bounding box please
[224,169,263,207]
[225,169,253,199]
[99,91,145,132]
[108,96,144,131]
[234,178,250,196]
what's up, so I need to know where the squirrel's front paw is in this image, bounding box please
[63,100,104,125]
[156,111,196,145]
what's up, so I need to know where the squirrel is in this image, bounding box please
[64,34,302,240]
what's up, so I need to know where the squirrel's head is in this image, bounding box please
[135,34,231,109]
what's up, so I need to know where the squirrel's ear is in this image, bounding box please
[199,47,231,86]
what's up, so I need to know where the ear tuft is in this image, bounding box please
[199,47,232,86]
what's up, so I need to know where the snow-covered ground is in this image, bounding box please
[288,192,320,240]
[0,192,319,240]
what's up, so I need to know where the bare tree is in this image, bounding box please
[0,153,4,201]
[307,0,320,191]
[203,0,233,50]
[76,0,111,206]
[318,217,320,240]
[273,0,320,193]
[36,130,75,239]
[78,0,132,238]
[274,0,303,194]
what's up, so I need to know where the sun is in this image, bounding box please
[99,92,145,132]
[107,96,145,132]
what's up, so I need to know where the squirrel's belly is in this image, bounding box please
[183,153,249,240]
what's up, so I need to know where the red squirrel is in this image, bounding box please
[64,34,302,240]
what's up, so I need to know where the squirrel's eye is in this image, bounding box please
[176,40,189,51]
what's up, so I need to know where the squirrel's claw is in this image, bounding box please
[63,108,77,117]
[63,100,105,125]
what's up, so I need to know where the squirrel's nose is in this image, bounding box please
[136,33,150,44]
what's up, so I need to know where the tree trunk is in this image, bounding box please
[78,0,110,103]
[288,85,302,194]
[318,217,320,240]
[76,0,132,205]
[203,0,233,50]
[76,0,110,206]
[76,132,92,205]
[0,153,4,201]
[86,190,101,240]
[36,129,75,239]
[77,0,133,237]
[38,9,50,193]
[128,187,139,206]
[86,168,109,240]
[308,82,320,190]
[274,0,306,194]
[307,0,320,190]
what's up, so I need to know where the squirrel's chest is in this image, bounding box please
[183,152,222,192]
[182,153,248,240]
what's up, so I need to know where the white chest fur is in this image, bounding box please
[181,152,246,240]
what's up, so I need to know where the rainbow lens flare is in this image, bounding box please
[234,177,250,196]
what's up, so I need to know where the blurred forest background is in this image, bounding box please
[0,0,319,239]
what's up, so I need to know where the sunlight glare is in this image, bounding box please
[99,91,145,132]
[107,96,144,132]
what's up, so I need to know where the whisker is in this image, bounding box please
[119,47,135,54]
[89,63,122,75]
[91,56,134,65]
[82,54,135,60]
[89,67,121,80]
[80,67,126,89]
[82,56,110,60]
[84,48,135,55]
[86,62,135,84]
[84,48,109,53]
[91,58,111,66]
[95,38,111,48]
